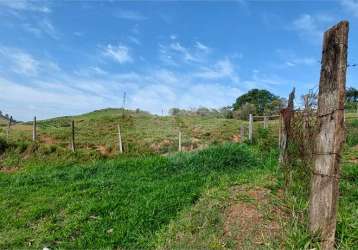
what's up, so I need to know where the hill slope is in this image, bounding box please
[7,108,250,155]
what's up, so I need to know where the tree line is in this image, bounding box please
[169,87,357,120]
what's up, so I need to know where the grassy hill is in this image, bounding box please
[3,108,262,156]
[0,110,357,249]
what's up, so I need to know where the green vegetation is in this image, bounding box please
[3,108,245,156]
[0,109,357,249]
[0,143,273,249]
[345,87,358,111]
[232,89,285,116]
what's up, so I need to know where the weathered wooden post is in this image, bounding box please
[263,115,268,129]
[278,113,282,147]
[178,131,182,152]
[240,125,244,142]
[32,116,37,142]
[6,116,12,142]
[279,88,295,165]
[309,21,348,250]
[117,124,123,154]
[70,120,75,152]
[248,114,253,142]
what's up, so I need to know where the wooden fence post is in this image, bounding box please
[278,113,282,148]
[309,21,348,249]
[32,116,37,142]
[240,125,244,142]
[6,116,12,142]
[279,88,295,166]
[263,116,268,129]
[117,124,123,154]
[248,114,253,142]
[178,131,182,152]
[70,120,75,152]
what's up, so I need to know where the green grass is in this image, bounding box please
[0,143,270,249]
[3,108,276,156]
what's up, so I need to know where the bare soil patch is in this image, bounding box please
[223,186,284,249]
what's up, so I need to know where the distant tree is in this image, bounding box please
[346,87,358,102]
[169,108,181,116]
[301,90,318,110]
[346,87,358,111]
[237,103,257,120]
[219,106,233,119]
[233,89,281,115]
[196,107,211,116]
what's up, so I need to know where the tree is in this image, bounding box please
[233,89,281,115]
[346,87,358,102]
[169,108,181,116]
[345,87,358,111]
[219,106,233,119]
[237,103,256,120]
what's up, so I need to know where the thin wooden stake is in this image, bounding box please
[32,116,37,142]
[309,21,348,250]
[178,131,182,152]
[117,124,123,154]
[6,116,12,142]
[240,125,244,142]
[70,120,75,152]
[263,116,268,129]
[248,114,253,142]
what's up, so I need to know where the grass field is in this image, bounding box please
[1,108,276,155]
[0,111,357,249]
[0,143,276,249]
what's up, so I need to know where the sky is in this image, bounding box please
[0,0,358,121]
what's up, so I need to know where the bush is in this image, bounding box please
[0,137,8,154]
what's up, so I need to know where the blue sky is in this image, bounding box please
[0,0,358,121]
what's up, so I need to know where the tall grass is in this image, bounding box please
[0,143,266,249]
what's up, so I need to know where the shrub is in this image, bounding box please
[0,137,7,154]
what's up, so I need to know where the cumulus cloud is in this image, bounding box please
[103,44,133,64]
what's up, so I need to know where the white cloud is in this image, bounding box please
[291,13,335,43]
[160,40,211,65]
[0,0,51,13]
[286,57,316,67]
[0,47,39,76]
[169,42,196,62]
[128,36,141,45]
[341,0,358,17]
[23,19,60,40]
[0,45,245,121]
[195,42,210,53]
[292,14,322,41]
[115,10,147,21]
[195,58,239,82]
[103,44,133,64]
[39,19,59,39]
